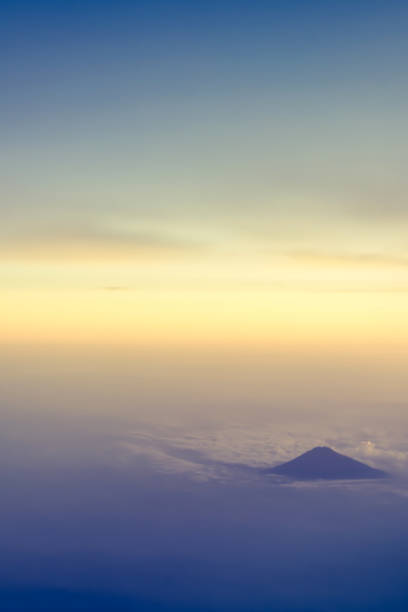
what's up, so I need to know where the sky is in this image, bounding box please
[2,0,408,346]
[2,4,408,610]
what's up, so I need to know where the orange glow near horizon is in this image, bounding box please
[2,283,408,347]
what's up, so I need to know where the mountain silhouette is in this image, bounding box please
[264,446,389,480]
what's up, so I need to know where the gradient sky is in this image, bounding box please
[2,0,408,344]
[3,9,408,609]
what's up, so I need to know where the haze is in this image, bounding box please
[2,1,408,610]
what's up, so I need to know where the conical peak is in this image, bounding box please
[265,445,389,480]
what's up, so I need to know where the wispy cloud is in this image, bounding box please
[0,220,206,261]
[286,249,408,268]
[102,286,129,291]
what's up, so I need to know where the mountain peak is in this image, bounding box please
[264,446,389,480]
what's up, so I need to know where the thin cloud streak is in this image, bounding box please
[286,249,408,268]
[0,222,207,261]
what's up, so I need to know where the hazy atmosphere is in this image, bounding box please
[2,1,408,610]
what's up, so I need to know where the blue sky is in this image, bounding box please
[2,0,408,343]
